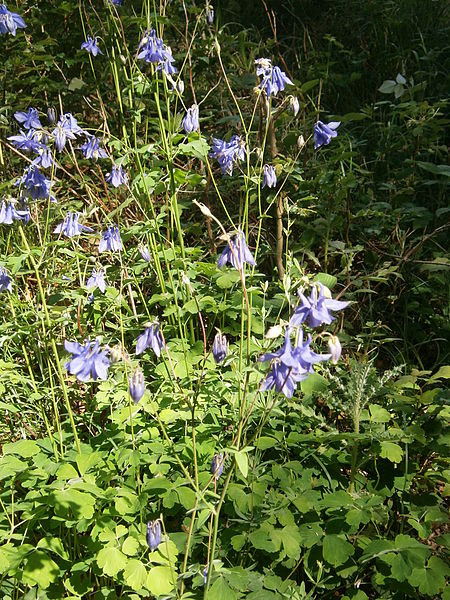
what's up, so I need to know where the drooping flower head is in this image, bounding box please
[8,129,42,153]
[99,226,123,252]
[212,331,228,364]
[86,268,106,293]
[182,104,199,134]
[54,212,93,238]
[14,108,41,130]
[139,245,151,262]
[314,120,340,149]
[292,328,331,373]
[255,58,293,98]
[64,339,110,382]
[81,36,103,56]
[105,164,128,187]
[52,113,85,153]
[137,28,177,75]
[328,335,342,364]
[0,4,26,36]
[209,135,246,176]
[0,267,12,292]
[206,4,214,24]
[136,322,164,357]
[0,199,30,224]
[146,520,162,552]
[290,283,349,329]
[211,453,224,479]
[217,230,256,270]
[80,137,108,160]
[31,146,54,169]
[129,369,146,404]
[263,165,277,189]
[15,166,55,201]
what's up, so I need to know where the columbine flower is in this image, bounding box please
[209,135,246,175]
[86,268,106,293]
[0,199,30,224]
[263,165,277,188]
[81,36,103,56]
[290,283,350,328]
[0,267,12,292]
[54,212,93,238]
[105,164,128,187]
[289,96,300,116]
[64,339,110,382]
[328,335,342,364]
[0,4,26,36]
[136,322,164,357]
[129,369,146,404]
[212,331,227,364]
[146,520,162,552]
[292,329,331,373]
[31,146,53,169]
[211,453,224,479]
[139,245,151,262]
[8,129,42,153]
[255,58,293,98]
[99,226,123,252]
[80,137,108,160]
[314,120,340,149]
[14,108,41,130]
[137,29,177,75]
[15,166,55,201]
[206,5,214,24]
[217,230,256,270]
[47,107,57,124]
[182,104,199,134]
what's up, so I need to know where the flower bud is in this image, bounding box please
[289,96,300,116]
[297,134,305,149]
[129,369,146,404]
[328,335,342,364]
[265,325,283,339]
[109,343,123,364]
[176,79,185,95]
[206,6,214,24]
[146,519,162,551]
[47,107,56,124]
[212,331,227,364]
[139,245,151,262]
[211,453,224,479]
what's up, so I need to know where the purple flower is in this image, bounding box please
[14,108,41,130]
[108,0,122,5]
[81,36,103,56]
[263,165,277,188]
[139,245,151,262]
[80,137,108,160]
[137,29,177,75]
[105,164,128,187]
[0,199,30,224]
[209,135,246,175]
[217,230,256,270]
[0,267,12,292]
[136,322,164,357]
[292,329,331,373]
[54,212,93,238]
[290,283,350,328]
[211,453,224,479]
[146,520,162,552]
[86,268,106,293]
[255,58,293,98]
[64,339,110,382]
[99,226,123,252]
[212,331,227,363]
[31,146,54,169]
[7,129,42,153]
[15,166,55,201]
[182,104,199,134]
[129,369,146,404]
[51,113,85,152]
[0,4,26,36]
[314,120,340,149]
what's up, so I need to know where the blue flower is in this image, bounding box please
[139,245,151,262]
[129,369,146,404]
[7,129,42,153]
[292,329,331,373]
[212,331,227,363]
[108,0,122,5]
[86,268,106,293]
[15,166,56,201]
[105,164,128,187]
[0,199,30,224]
[0,4,26,36]
[14,108,41,130]
[52,113,85,152]
[80,137,108,160]
[137,29,177,75]
[146,520,162,552]
[81,36,103,56]
[290,283,350,328]
[211,453,224,479]
[263,165,277,188]
[31,146,54,169]
[217,230,256,270]
[209,135,246,175]
[54,212,93,238]
[64,339,110,382]
[182,104,199,134]
[99,226,123,252]
[255,58,293,98]
[0,267,12,293]
[136,322,164,357]
[314,120,340,149]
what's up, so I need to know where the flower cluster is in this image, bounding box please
[209,135,246,175]
[137,29,177,75]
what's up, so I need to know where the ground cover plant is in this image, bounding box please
[0,1,449,598]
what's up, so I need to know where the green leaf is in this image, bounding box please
[22,550,60,589]
[380,441,403,463]
[313,272,337,289]
[281,525,301,559]
[378,80,396,94]
[369,404,391,423]
[254,436,278,450]
[124,559,147,591]
[3,439,39,457]
[429,365,450,381]
[37,537,69,560]
[68,77,85,91]
[235,451,248,479]
[409,557,449,595]
[323,534,354,566]
[96,547,127,577]
[207,576,237,600]
[122,536,140,556]
[301,373,329,396]
[51,488,96,519]
[146,565,177,596]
